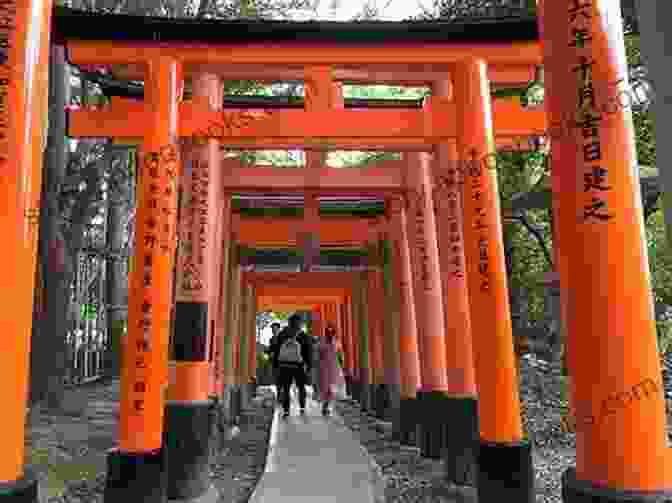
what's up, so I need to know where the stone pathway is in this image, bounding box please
[248,395,385,503]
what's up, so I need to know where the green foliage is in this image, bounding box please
[272,311,291,321]
[495,146,552,323]
[257,351,272,370]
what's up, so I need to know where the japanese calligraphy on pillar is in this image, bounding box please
[0,0,16,160]
[434,165,465,280]
[131,145,178,415]
[569,0,613,223]
[389,197,408,288]
[464,149,490,292]
[176,156,210,301]
[411,188,432,291]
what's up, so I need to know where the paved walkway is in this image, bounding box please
[248,390,385,503]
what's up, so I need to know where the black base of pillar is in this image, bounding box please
[386,383,400,426]
[443,396,479,486]
[208,396,222,459]
[344,376,353,398]
[562,468,672,503]
[372,384,382,418]
[164,401,213,500]
[365,384,377,414]
[359,372,372,411]
[349,378,360,402]
[477,440,534,503]
[230,385,241,424]
[373,384,390,420]
[242,383,254,409]
[416,391,450,459]
[0,469,38,502]
[220,385,234,427]
[104,448,167,503]
[396,397,419,446]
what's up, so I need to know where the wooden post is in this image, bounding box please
[0,0,53,497]
[387,195,421,446]
[163,72,219,502]
[406,151,450,459]
[454,58,532,503]
[541,1,672,499]
[106,56,183,503]
[432,79,479,485]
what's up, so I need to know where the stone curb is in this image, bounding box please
[331,407,387,503]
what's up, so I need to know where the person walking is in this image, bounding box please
[310,332,321,400]
[318,325,340,416]
[271,314,313,418]
[267,322,283,404]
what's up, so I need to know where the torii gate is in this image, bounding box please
[1,3,669,503]
[251,272,355,375]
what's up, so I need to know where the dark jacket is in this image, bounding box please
[270,326,313,371]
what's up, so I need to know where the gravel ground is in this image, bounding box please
[25,382,274,503]
[211,387,275,503]
[334,398,475,503]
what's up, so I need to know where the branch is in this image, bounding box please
[513,213,554,268]
[644,193,661,222]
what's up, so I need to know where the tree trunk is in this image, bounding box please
[104,200,127,378]
[635,0,672,249]
[32,44,69,411]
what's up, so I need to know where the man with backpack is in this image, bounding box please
[270,313,313,418]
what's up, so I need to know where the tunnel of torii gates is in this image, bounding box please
[0,1,669,503]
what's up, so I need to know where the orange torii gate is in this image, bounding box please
[68,95,546,150]
[1,4,669,503]
[252,274,353,369]
[233,215,377,249]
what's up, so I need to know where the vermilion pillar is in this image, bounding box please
[300,191,320,272]
[222,235,237,390]
[340,299,352,388]
[105,57,182,503]
[540,3,672,501]
[335,302,344,355]
[367,238,386,418]
[197,75,224,399]
[387,196,421,446]
[212,195,232,449]
[454,58,532,503]
[351,295,360,373]
[312,308,322,339]
[240,282,255,408]
[343,296,355,394]
[381,233,402,425]
[210,202,224,395]
[406,151,450,459]
[432,80,479,485]
[164,73,219,502]
[228,244,243,422]
[536,0,578,451]
[0,0,53,498]
[213,194,232,397]
[355,270,371,410]
[351,289,362,401]
[250,287,258,389]
[238,277,251,410]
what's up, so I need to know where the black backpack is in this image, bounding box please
[278,332,304,364]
